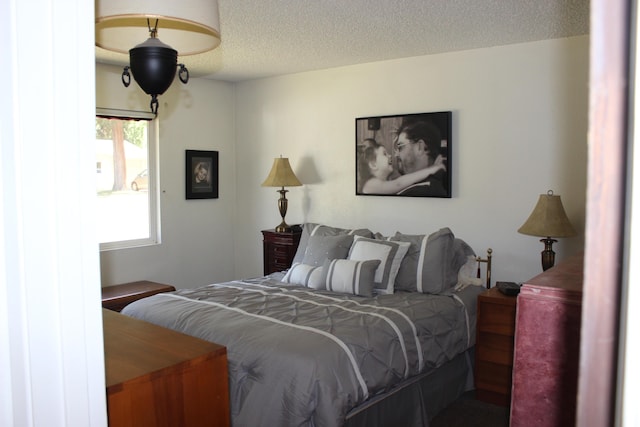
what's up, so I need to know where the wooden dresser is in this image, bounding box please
[103,309,230,427]
[262,227,302,274]
[510,253,583,427]
[101,280,176,312]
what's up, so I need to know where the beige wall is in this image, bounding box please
[234,35,589,283]
[97,35,589,288]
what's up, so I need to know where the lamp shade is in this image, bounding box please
[518,190,577,238]
[95,0,221,55]
[262,158,302,188]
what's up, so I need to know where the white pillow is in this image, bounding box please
[454,255,484,291]
[321,259,380,297]
[282,263,324,289]
[347,236,410,294]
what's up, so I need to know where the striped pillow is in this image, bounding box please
[390,228,470,294]
[347,236,410,294]
[282,263,324,289]
[321,259,380,297]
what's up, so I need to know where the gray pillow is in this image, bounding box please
[292,223,373,264]
[302,234,354,266]
[391,227,460,294]
[321,259,381,297]
[347,236,410,294]
[453,238,476,270]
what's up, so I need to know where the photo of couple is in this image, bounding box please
[355,112,452,197]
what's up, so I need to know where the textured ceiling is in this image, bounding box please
[95,0,590,82]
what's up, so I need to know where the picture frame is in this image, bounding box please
[355,111,452,198]
[186,150,219,199]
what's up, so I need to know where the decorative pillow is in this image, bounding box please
[390,227,460,294]
[454,255,484,291]
[282,263,324,289]
[321,259,380,297]
[453,238,476,269]
[347,236,410,294]
[301,234,354,267]
[292,223,373,265]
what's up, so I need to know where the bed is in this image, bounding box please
[122,224,492,427]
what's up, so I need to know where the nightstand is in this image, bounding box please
[101,280,176,312]
[262,228,302,275]
[475,286,517,406]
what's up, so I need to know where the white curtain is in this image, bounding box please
[0,0,107,425]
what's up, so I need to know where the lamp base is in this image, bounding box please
[275,222,292,233]
[275,188,291,233]
[540,238,558,271]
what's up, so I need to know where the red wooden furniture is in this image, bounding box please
[510,253,583,426]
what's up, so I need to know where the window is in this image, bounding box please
[96,108,159,250]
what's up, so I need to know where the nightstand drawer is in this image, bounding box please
[270,235,297,245]
[476,358,513,407]
[477,332,515,365]
[475,360,513,392]
[477,303,516,335]
[273,260,291,271]
[262,228,302,275]
[272,244,290,256]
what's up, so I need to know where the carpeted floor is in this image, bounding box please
[430,391,510,427]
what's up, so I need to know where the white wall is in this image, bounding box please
[234,36,589,284]
[97,36,589,288]
[96,64,238,289]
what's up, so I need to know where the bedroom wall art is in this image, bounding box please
[186,149,219,199]
[355,111,452,198]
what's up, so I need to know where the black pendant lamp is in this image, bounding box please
[120,21,190,115]
[95,0,221,115]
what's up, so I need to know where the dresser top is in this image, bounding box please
[522,252,584,300]
[103,309,225,389]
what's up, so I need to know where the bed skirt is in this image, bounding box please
[344,347,475,427]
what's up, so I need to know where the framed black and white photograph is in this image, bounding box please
[186,150,219,199]
[355,111,452,198]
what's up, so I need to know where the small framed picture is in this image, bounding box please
[186,150,219,199]
[355,111,452,198]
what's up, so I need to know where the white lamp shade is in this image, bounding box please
[95,0,221,56]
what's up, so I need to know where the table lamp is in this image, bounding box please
[261,156,302,232]
[518,190,577,271]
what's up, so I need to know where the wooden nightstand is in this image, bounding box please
[101,280,176,312]
[262,228,302,275]
[475,286,517,406]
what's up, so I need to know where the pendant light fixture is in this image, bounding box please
[95,0,221,115]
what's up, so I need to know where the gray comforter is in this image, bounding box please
[122,277,482,427]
